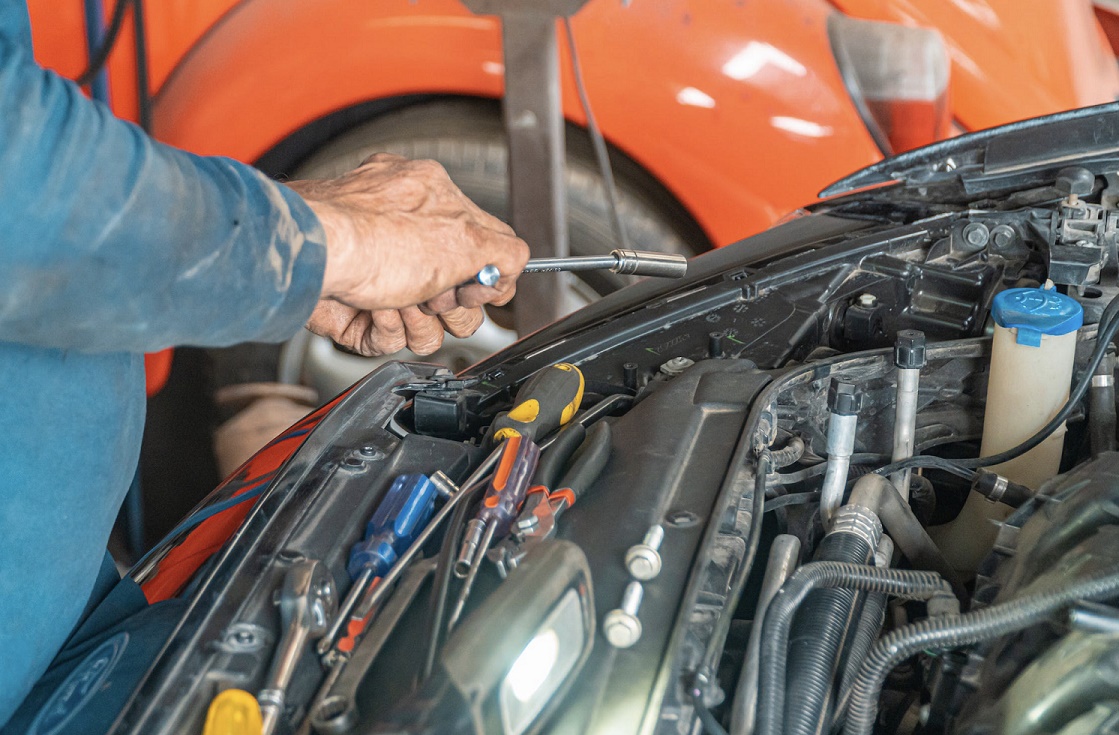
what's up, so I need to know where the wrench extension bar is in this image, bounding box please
[475,249,687,286]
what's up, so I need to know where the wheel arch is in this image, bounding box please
[151,0,882,247]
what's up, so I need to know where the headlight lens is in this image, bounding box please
[499,588,586,735]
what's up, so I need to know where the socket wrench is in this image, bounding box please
[259,558,338,735]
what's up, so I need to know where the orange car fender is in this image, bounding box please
[153,0,882,246]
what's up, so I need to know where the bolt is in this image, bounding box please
[708,332,725,359]
[659,357,695,377]
[990,224,1015,250]
[961,222,990,249]
[856,293,878,309]
[604,581,644,648]
[358,445,385,460]
[625,525,665,580]
[622,362,639,391]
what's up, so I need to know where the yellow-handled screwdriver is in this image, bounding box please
[489,363,585,443]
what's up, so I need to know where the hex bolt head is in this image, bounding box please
[855,293,878,309]
[604,581,645,648]
[961,222,990,249]
[603,608,643,648]
[894,329,927,370]
[990,224,1016,250]
[827,378,863,416]
[625,525,665,580]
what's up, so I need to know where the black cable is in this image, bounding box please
[76,0,135,88]
[692,686,730,735]
[765,491,820,512]
[132,0,152,133]
[420,479,487,680]
[844,569,1119,735]
[873,455,977,482]
[562,17,630,250]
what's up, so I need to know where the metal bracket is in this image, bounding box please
[461,0,591,333]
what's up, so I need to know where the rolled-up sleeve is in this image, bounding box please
[0,11,326,353]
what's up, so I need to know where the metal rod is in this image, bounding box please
[319,567,374,657]
[523,255,619,273]
[447,522,498,632]
[890,368,920,499]
[730,534,801,735]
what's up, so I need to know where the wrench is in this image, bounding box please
[259,558,338,735]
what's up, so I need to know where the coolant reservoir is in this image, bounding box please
[933,285,1082,573]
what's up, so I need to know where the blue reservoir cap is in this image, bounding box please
[991,286,1083,347]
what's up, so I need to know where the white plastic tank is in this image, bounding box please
[932,284,1083,573]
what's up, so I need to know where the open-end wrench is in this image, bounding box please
[474,249,687,286]
[259,558,338,735]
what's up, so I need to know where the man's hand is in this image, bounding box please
[287,153,529,314]
[306,300,484,357]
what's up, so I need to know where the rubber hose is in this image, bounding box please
[1089,351,1116,455]
[784,533,874,735]
[755,562,951,735]
[843,570,1119,735]
[834,591,886,727]
[769,436,806,470]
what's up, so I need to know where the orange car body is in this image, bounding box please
[29,0,1119,249]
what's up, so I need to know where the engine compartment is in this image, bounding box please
[81,158,1119,735]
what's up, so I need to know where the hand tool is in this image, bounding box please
[489,421,611,577]
[329,458,497,645]
[203,688,263,735]
[308,559,437,735]
[474,249,688,286]
[318,473,441,658]
[258,558,337,735]
[447,433,541,630]
[488,362,585,443]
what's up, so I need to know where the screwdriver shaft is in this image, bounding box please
[447,521,497,632]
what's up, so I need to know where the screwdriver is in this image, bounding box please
[448,433,541,631]
[489,362,585,443]
[475,249,687,287]
[490,420,612,577]
[319,473,441,656]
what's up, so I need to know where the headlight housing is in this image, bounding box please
[373,540,594,735]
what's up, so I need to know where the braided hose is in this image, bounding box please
[755,562,952,735]
[843,571,1119,735]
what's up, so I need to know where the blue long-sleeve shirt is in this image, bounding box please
[0,1,326,723]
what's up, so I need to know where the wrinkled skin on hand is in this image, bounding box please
[286,153,529,356]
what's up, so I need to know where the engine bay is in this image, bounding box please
[101,159,1119,735]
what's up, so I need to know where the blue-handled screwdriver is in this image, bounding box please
[319,473,441,655]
